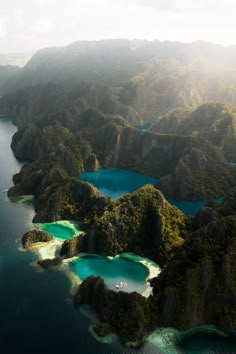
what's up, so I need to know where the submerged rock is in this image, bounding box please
[22,230,53,249]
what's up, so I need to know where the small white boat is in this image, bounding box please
[115,281,128,289]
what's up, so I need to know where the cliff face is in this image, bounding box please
[158,145,232,200]
[7,106,234,201]
[0,82,141,128]
[79,185,190,265]
[81,110,234,200]
[152,103,236,161]
[8,161,107,223]
[150,215,236,333]
[74,276,150,342]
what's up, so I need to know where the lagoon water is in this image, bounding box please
[135,122,153,131]
[80,168,157,200]
[1,117,236,353]
[40,222,80,240]
[69,254,149,294]
[79,169,205,215]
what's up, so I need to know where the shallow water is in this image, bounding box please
[135,122,153,131]
[69,254,150,294]
[79,168,206,215]
[1,117,236,353]
[79,168,157,200]
[170,200,205,215]
[40,221,80,240]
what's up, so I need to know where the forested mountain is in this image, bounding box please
[3,39,236,122]
[2,39,236,344]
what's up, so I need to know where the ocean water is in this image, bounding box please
[69,254,149,294]
[0,117,236,353]
[79,169,205,215]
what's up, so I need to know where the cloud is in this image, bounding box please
[30,18,54,34]
[0,17,8,38]
[0,0,236,53]
[136,0,179,12]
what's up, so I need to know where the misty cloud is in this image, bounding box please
[0,0,236,53]
[136,0,179,12]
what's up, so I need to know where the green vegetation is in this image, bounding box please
[80,185,190,266]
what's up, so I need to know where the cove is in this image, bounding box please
[68,254,151,295]
[79,168,157,200]
[39,221,80,240]
[170,200,205,215]
[79,168,206,215]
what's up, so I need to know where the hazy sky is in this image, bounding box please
[0,0,235,53]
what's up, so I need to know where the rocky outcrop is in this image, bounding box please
[150,215,236,333]
[11,123,73,161]
[60,236,81,258]
[22,230,53,249]
[192,206,215,229]
[157,144,233,201]
[7,159,107,223]
[151,103,236,161]
[38,257,63,268]
[92,323,112,337]
[74,276,149,342]
[80,110,234,200]
[79,185,191,266]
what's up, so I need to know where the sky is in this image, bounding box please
[0,0,235,53]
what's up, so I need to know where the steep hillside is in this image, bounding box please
[151,102,236,161]
[0,65,21,94]
[7,107,234,201]
[3,40,236,122]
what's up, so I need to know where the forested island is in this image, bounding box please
[1,39,236,346]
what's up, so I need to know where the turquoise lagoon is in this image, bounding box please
[170,200,205,215]
[79,168,210,215]
[40,221,80,240]
[79,168,157,200]
[135,122,153,131]
[69,254,153,294]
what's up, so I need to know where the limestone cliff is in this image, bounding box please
[151,103,236,161]
[150,215,236,333]
[74,276,149,342]
[22,230,53,249]
[79,185,191,266]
